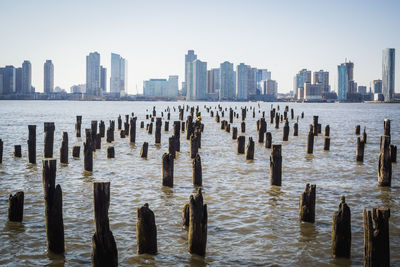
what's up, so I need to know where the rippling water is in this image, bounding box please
[0,100,399,266]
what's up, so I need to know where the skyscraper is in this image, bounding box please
[44,60,54,94]
[187,59,207,100]
[313,70,330,93]
[372,79,382,93]
[184,50,197,96]
[236,63,250,100]
[2,66,16,95]
[337,63,349,101]
[100,66,107,92]
[15,67,22,94]
[22,60,32,94]
[382,48,395,101]
[256,69,271,95]
[110,53,127,94]
[86,52,101,96]
[219,61,234,100]
[294,69,311,99]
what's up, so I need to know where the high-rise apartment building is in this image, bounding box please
[372,79,382,93]
[86,52,101,96]
[143,75,179,98]
[219,61,234,100]
[2,66,16,95]
[186,59,207,100]
[22,60,32,94]
[337,63,349,101]
[44,60,54,93]
[382,48,395,101]
[256,69,271,95]
[266,80,278,96]
[15,67,22,94]
[184,50,197,97]
[236,63,250,100]
[294,69,311,99]
[313,70,330,93]
[100,66,107,92]
[110,53,127,94]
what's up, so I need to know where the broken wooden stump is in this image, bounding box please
[324,137,330,151]
[117,115,122,130]
[245,137,254,160]
[188,189,207,256]
[75,116,82,137]
[164,121,169,132]
[42,159,65,254]
[270,144,282,186]
[168,137,176,159]
[299,184,316,223]
[265,132,272,149]
[91,182,118,267]
[107,147,115,159]
[363,208,390,267]
[44,122,55,158]
[0,139,3,164]
[140,121,144,129]
[283,120,289,141]
[356,137,365,162]
[136,203,157,255]
[331,196,351,258]
[390,145,397,163]
[155,118,162,145]
[362,127,367,144]
[313,116,319,136]
[95,133,101,150]
[232,127,238,140]
[237,136,245,154]
[8,191,24,222]
[60,132,68,164]
[378,136,392,186]
[106,127,114,143]
[72,146,80,158]
[241,122,245,133]
[162,153,174,187]
[355,125,361,135]
[275,113,279,129]
[307,125,314,154]
[192,153,202,187]
[84,142,93,172]
[140,142,148,158]
[190,135,199,159]
[28,125,36,164]
[130,117,137,144]
[293,122,298,136]
[14,145,21,157]
[99,121,105,138]
[325,125,330,137]
[148,122,153,135]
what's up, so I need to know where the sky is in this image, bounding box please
[0,0,399,94]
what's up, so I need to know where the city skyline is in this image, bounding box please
[0,0,399,94]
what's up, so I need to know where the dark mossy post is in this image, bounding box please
[232,127,238,140]
[301,111,304,119]
[241,122,245,133]
[84,142,93,172]
[355,125,360,135]
[42,159,65,254]
[293,122,298,136]
[0,139,3,164]
[173,121,181,152]
[331,196,351,258]
[362,127,367,144]
[283,120,289,141]
[384,119,391,139]
[106,127,114,143]
[299,184,316,223]
[270,145,282,186]
[72,146,80,158]
[313,116,319,136]
[190,135,199,159]
[245,137,254,160]
[136,203,157,255]
[363,208,390,267]
[91,182,118,267]
[291,108,294,120]
[275,113,279,129]
[140,142,148,158]
[188,189,207,256]
[325,125,330,137]
[130,117,137,144]
[95,134,101,150]
[75,116,82,137]
[44,122,55,158]
[14,145,21,157]
[265,132,272,149]
[229,108,233,123]
[378,135,392,186]
[241,108,246,121]
[148,122,153,135]
[164,121,169,132]
[161,153,174,187]
[107,147,115,159]
[155,118,162,145]
[28,125,36,164]
[307,125,314,154]
[237,136,245,154]
[390,145,397,163]
[356,137,365,162]
[99,121,105,138]
[60,132,68,164]
[8,191,24,222]
[117,115,122,130]
[192,154,202,186]
[140,121,144,128]
[168,137,176,159]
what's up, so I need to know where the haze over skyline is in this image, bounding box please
[1,0,399,94]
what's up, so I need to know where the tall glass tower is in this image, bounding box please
[382,48,395,102]
[337,63,348,101]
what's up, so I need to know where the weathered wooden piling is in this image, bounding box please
[384,118,390,139]
[140,142,148,158]
[301,112,304,119]
[225,123,231,133]
[95,133,101,150]
[179,108,184,121]
[148,122,153,135]
[117,115,122,130]
[270,109,275,124]
[76,116,82,137]
[237,136,245,154]
[60,132,68,164]
[92,120,98,144]
[229,109,233,123]
[188,189,207,256]
[28,125,36,164]
[331,196,351,258]
[258,118,266,143]
[299,184,316,223]
[99,121,105,138]
[363,208,390,267]
[91,182,118,267]
[241,108,246,121]
[324,137,330,151]
[307,125,314,154]
[275,113,279,129]
[155,118,162,144]
[245,137,254,160]
[378,136,392,186]
[0,139,3,164]
[291,108,294,120]
[130,117,137,144]
[232,127,238,140]
[270,144,282,186]
[192,154,202,187]
[140,121,144,129]
[106,127,114,143]
[42,159,65,254]
[84,142,93,172]
[265,132,272,149]
[355,125,361,135]
[44,122,55,158]
[107,147,115,158]
[241,122,245,133]
[356,137,365,162]
[8,191,24,222]
[136,203,157,255]
[162,153,174,187]
[313,116,319,136]
[190,135,199,159]
[283,120,289,141]
[168,137,176,159]
[14,145,21,157]
[325,125,330,137]
[164,121,169,132]
[362,127,367,144]
[390,145,397,163]
[72,146,80,158]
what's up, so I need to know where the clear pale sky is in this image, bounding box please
[0,0,399,94]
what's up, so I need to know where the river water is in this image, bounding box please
[0,101,399,266]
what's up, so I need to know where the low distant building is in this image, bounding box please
[143,75,178,98]
[70,84,86,93]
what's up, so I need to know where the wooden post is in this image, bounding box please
[72,146,80,158]
[190,135,199,159]
[140,142,148,158]
[283,120,289,141]
[164,121,169,132]
[270,144,282,186]
[245,137,254,160]
[301,112,304,119]
[192,154,202,187]
[390,145,397,163]
[91,182,118,267]
[95,133,101,150]
[76,116,82,137]
[237,136,245,154]
[99,121,105,138]
[84,142,93,172]
[232,127,238,140]
[8,191,24,222]
[188,189,207,256]
[14,145,22,157]
[92,121,98,148]
[44,122,55,158]
[136,203,157,255]
[362,127,367,144]
[265,132,272,149]
[307,125,314,154]
[355,125,360,135]
[106,127,113,143]
[331,196,351,258]
[117,115,122,130]
[313,116,319,136]
[378,136,392,186]
[60,132,68,164]
[0,139,3,164]
[162,153,174,187]
[168,137,176,159]
[155,118,162,144]
[42,159,65,254]
[229,109,233,123]
[324,137,330,151]
[299,184,316,223]
[130,117,137,144]
[107,147,115,158]
[356,137,365,162]
[225,123,230,133]
[28,125,36,164]
[148,122,153,135]
[140,121,144,129]
[241,122,245,133]
[384,119,390,140]
[325,125,330,137]
[363,208,390,267]
[275,113,279,129]
[293,122,298,136]
[291,108,294,120]
[241,108,246,121]
[173,121,181,152]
